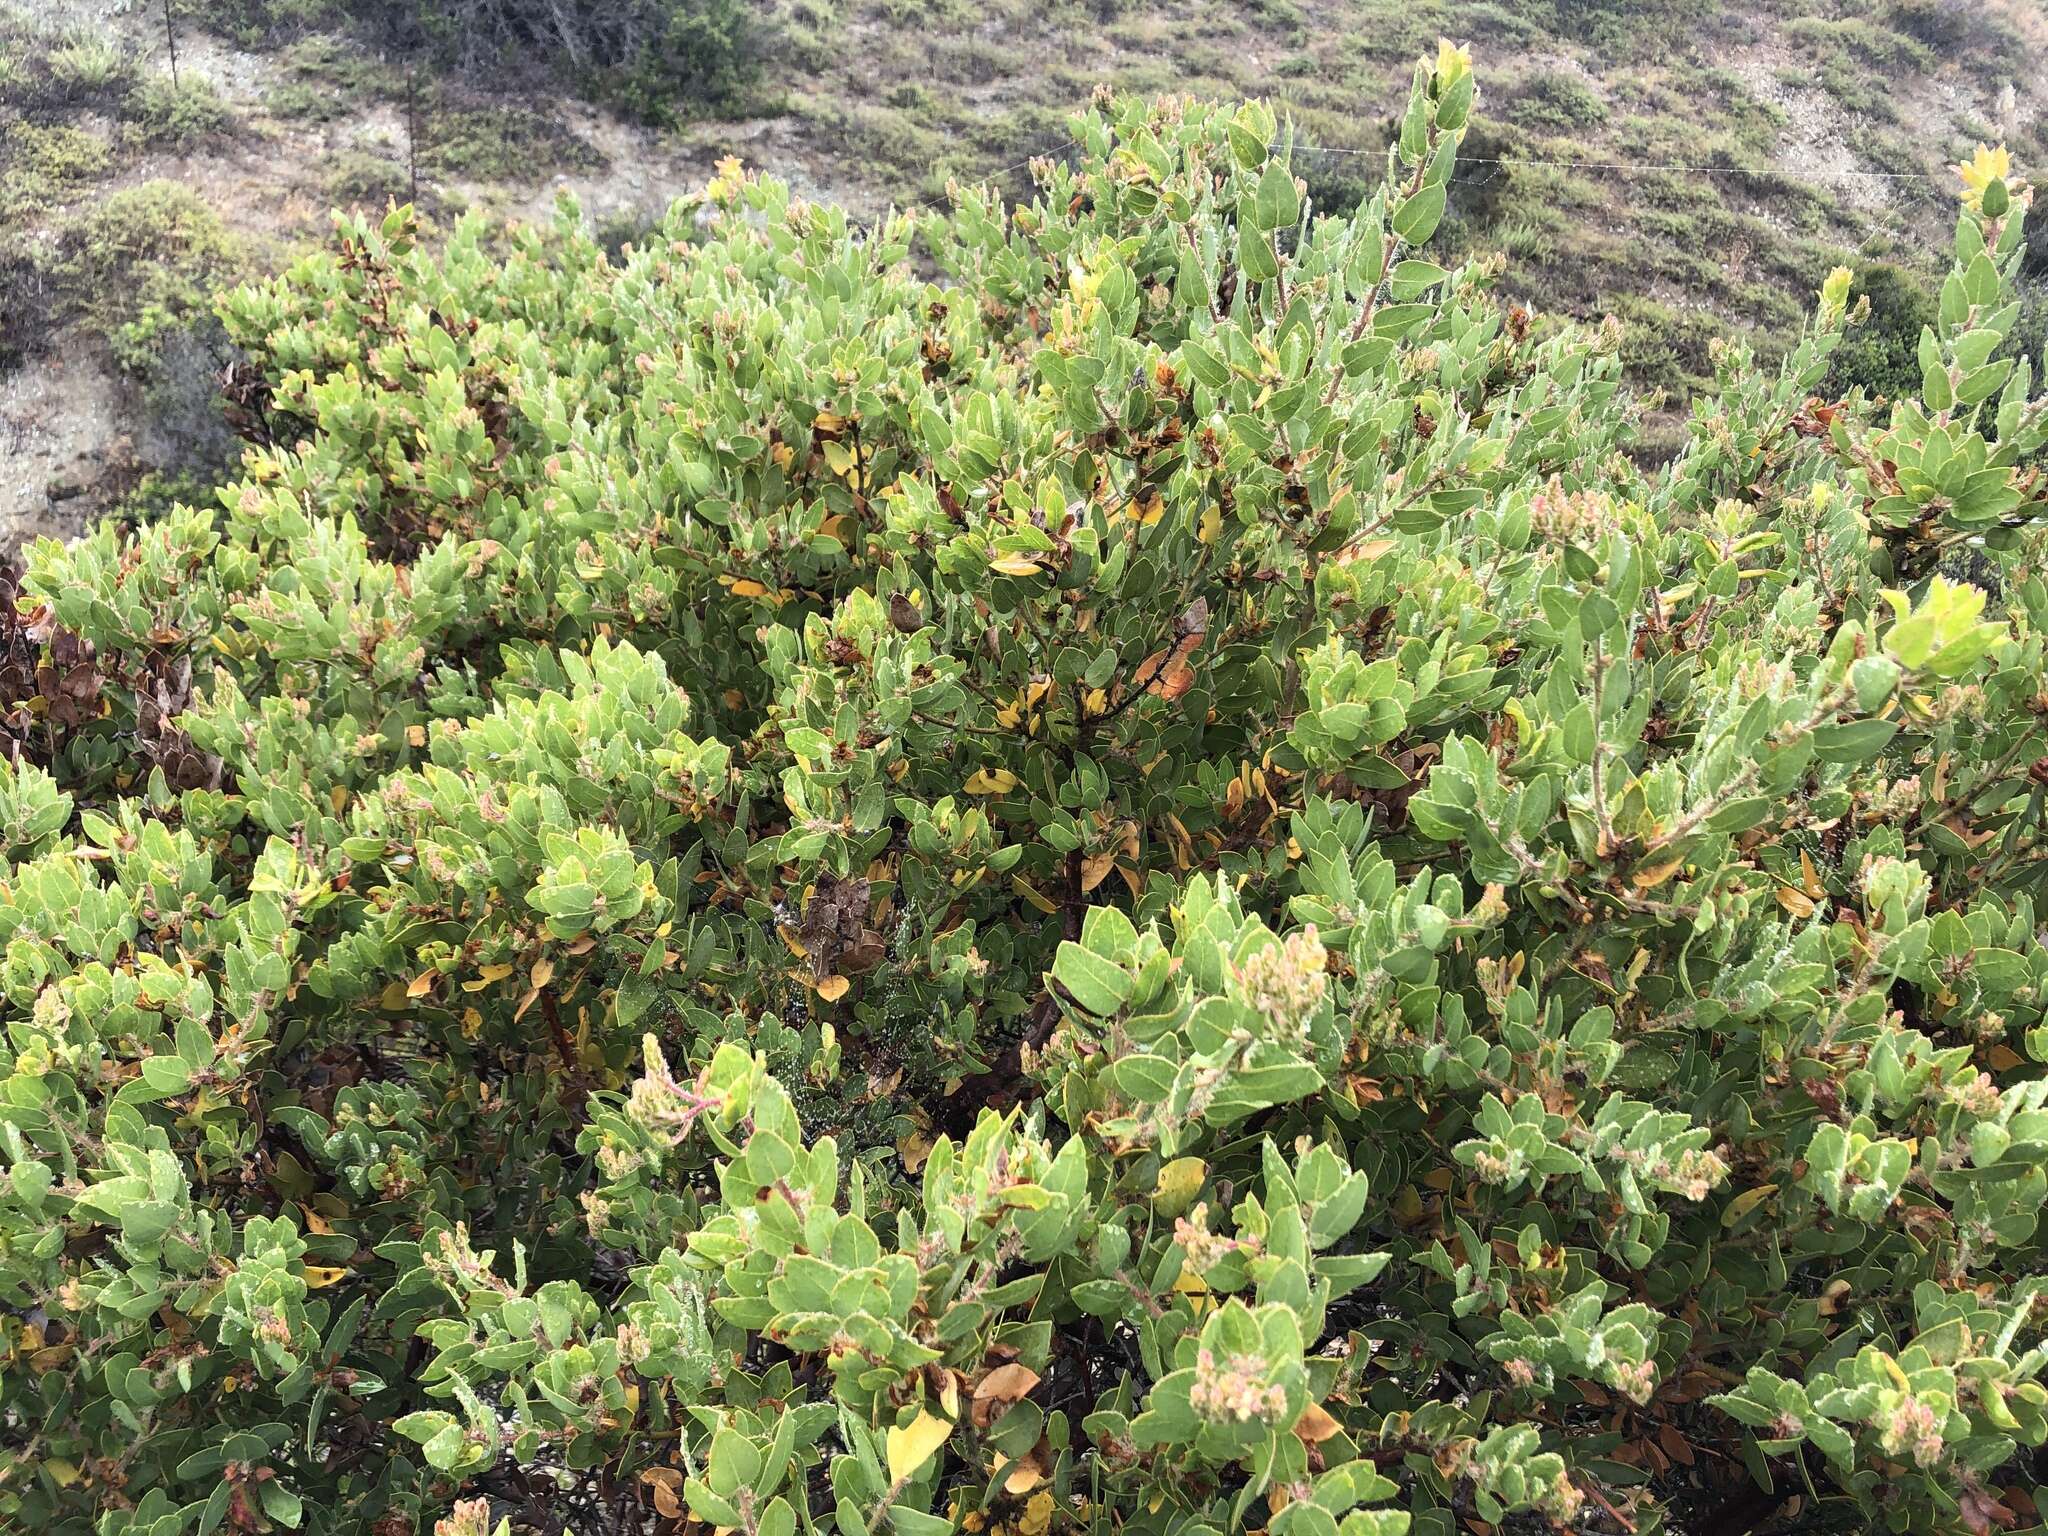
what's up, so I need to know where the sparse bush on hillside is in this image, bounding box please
[45,34,139,96]
[418,103,608,181]
[0,12,139,116]
[123,74,234,148]
[0,181,249,501]
[196,0,774,120]
[0,117,111,221]
[5,47,2048,1536]
[1882,0,2018,56]
[0,173,242,381]
[1784,12,1940,117]
[48,182,244,374]
[1527,0,1713,54]
[1508,70,1606,132]
[319,147,415,208]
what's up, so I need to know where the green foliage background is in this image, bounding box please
[4,44,2048,1536]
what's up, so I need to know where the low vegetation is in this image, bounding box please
[3,43,2047,1536]
[202,0,776,120]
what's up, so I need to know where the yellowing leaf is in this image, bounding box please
[405,972,435,999]
[816,975,850,1003]
[1630,857,1685,890]
[1171,1270,1213,1311]
[531,957,556,989]
[1153,1156,1206,1217]
[1721,1184,1777,1228]
[1019,1491,1055,1536]
[728,579,771,598]
[1004,1459,1045,1496]
[963,768,1021,795]
[885,1409,952,1485]
[990,555,1046,577]
[1012,875,1058,914]
[303,1265,349,1289]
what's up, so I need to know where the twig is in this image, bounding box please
[1577,1471,1638,1533]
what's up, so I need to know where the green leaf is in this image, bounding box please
[1255,160,1301,233]
[1052,941,1135,1016]
[1392,184,1446,245]
[1811,719,1899,763]
[1238,218,1280,283]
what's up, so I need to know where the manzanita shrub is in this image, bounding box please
[5,43,2048,1536]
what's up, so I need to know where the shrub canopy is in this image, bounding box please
[4,45,2048,1536]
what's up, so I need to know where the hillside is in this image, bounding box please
[2,0,2044,546]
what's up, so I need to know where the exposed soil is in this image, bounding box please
[0,343,129,549]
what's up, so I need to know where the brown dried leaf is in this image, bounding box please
[1659,1419,1696,1467]
[1292,1403,1342,1444]
[974,1363,1041,1404]
[1080,852,1117,893]
[1141,597,1209,701]
[641,1467,683,1520]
